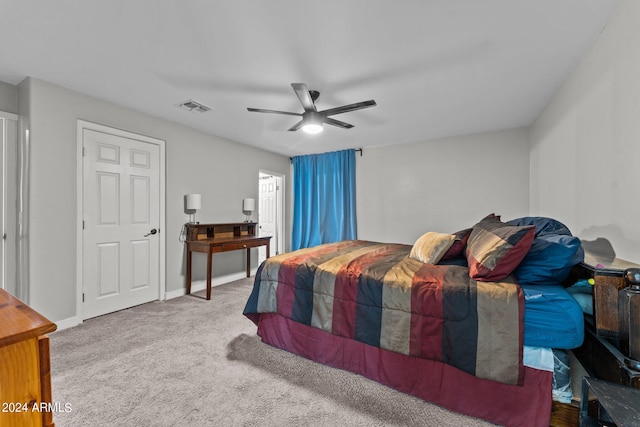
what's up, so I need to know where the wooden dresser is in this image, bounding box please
[0,289,57,427]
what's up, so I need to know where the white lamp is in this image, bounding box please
[242,198,255,222]
[185,193,201,223]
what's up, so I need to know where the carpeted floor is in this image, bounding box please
[49,278,495,426]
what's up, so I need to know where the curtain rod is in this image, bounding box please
[290,148,363,163]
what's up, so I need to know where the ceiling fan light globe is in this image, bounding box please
[302,123,323,134]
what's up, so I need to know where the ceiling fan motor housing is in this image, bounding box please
[309,90,320,102]
[302,111,324,133]
[304,111,323,124]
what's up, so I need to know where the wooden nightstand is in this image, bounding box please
[560,252,640,427]
[579,252,640,340]
[553,251,640,427]
[570,250,640,388]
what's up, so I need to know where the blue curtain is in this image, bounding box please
[292,149,357,250]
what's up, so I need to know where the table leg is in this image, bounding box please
[206,250,212,300]
[579,377,589,425]
[246,247,251,277]
[186,249,192,295]
[266,241,270,258]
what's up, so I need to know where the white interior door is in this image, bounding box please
[0,114,18,296]
[82,129,161,319]
[1,117,6,292]
[258,174,284,263]
[258,175,276,264]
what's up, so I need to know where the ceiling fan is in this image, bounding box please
[247,83,376,134]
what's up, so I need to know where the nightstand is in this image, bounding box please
[570,249,640,388]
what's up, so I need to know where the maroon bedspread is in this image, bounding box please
[244,240,525,385]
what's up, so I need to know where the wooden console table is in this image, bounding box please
[185,222,271,300]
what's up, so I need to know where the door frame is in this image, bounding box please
[76,120,166,323]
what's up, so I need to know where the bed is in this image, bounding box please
[243,215,585,427]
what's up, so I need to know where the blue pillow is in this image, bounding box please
[507,216,571,236]
[507,217,584,286]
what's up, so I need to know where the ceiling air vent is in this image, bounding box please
[177,99,212,113]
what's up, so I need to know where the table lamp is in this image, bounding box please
[243,198,255,222]
[185,193,201,223]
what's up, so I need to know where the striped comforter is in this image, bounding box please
[243,240,524,385]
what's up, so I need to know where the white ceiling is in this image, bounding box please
[0,1,619,156]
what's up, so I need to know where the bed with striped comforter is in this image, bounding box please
[244,240,525,385]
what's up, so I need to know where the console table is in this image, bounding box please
[185,222,271,300]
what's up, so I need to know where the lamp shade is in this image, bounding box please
[186,194,201,210]
[243,198,255,212]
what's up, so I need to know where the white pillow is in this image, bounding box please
[409,232,456,264]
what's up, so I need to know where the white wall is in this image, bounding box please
[529,0,639,263]
[0,80,17,114]
[357,128,530,245]
[20,77,290,324]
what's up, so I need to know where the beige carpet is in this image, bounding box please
[49,278,495,426]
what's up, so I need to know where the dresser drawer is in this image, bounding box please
[223,239,269,251]
[222,242,251,251]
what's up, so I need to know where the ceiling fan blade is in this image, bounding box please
[323,117,354,129]
[320,100,377,117]
[247,108,302,117]
[291,83,317,112]
[322,117,353,129]
[287,120,305,132]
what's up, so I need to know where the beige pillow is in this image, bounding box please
[409,232,456,264]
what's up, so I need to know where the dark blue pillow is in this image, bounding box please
[507,217,584,286]
[507,216,572,236]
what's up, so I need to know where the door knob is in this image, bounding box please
[144,228,158,237]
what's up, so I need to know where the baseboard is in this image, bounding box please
[164,269,258,300]
[52,316,82,332]
[53,270,257,331]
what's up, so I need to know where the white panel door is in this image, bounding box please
[83,129,160,319]
[258,175,278,264]
[0,115,18,296]
[0,117,5,291]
